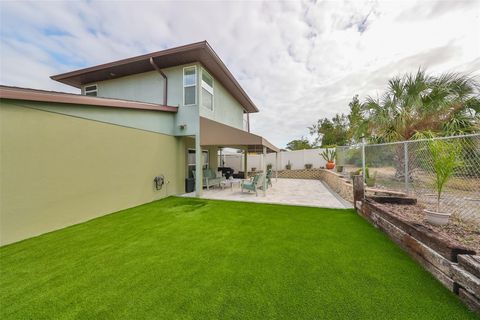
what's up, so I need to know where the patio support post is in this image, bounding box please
[275,152,278,182]
[262,146,267,196]
[361,137,366,184]
[404,141,409,195]
[243,147,248,179]
[195,133,203,197]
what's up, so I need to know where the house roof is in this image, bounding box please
[200,117,279,153]
[0,85,178,112]
[51,41,259,113]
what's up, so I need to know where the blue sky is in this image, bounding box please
[1,0,479,147]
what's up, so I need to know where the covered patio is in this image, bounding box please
[191,118,351,209]
[193,117,279,197]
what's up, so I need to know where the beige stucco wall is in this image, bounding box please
[0,103,186,245]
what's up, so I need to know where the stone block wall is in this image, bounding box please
[317,169,353,203]
[275,168,324,179]
[263,169,353,203]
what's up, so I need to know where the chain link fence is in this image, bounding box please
[336,134,480,223]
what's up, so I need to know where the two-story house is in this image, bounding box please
[0,41,277,245]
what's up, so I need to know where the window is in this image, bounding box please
[201,70,214,110]
[187,149,209,178]
[243,113,249,131]
[183,66,197,105]
[84,85,97,96]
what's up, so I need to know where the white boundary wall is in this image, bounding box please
[219,149,327,172]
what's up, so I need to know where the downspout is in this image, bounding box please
[149,57,168,106]
[247,112,250,132]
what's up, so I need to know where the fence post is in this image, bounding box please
[353,175,365,211]
[404,141,409,194]
[361,137,366,184]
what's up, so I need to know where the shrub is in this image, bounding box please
[285,161,292,170]
[429,140,462,212]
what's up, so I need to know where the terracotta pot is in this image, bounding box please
[424,209,451,226]
[326,161,335,170]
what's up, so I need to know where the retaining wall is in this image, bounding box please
[317,169,353,203]
[359,199,480,313]
[260,169,354,203]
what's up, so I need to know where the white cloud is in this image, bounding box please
[1,0,479,147]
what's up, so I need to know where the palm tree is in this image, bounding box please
[362,69,479,179]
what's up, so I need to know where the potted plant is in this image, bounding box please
[285,161,292,170]
[267,163,273,170]
[305,163,313,170]
[335,150,344,173]
[365,167,376,187]
[321,148,336,169]
[424,140,462,226]
[350,168,362,179]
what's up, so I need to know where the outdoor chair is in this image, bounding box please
[241,173,263,196]
[192,168,226,190]
[266,169,273,188]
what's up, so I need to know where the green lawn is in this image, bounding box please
[0,197,476,319]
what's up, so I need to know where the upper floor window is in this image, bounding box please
[243,113,249,131]
[183,66,197,106]
[84,85,97,96]
[201,70,214,110]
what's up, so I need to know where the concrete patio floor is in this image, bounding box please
[182,178,352,209]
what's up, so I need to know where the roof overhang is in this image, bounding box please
[51,41,259,113]
[0,85,178,113]
[200,117,279,153]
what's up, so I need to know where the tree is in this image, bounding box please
[347,95,366,143]
[362,69,479,179]
[285,137,313,150]
[308,114,349,147]
[362,69,479,142]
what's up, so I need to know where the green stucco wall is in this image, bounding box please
[85,64,192,108]
[199,67,245,130]
[0,102,186,245]
[82,63,246,134]
[93,71,164,105]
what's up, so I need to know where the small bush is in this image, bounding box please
[285,161,292,170]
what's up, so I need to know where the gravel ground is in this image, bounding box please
[376,202,480,253]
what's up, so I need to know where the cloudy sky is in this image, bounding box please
[1,0,479,147]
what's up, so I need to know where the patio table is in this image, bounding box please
[220,179,243,191]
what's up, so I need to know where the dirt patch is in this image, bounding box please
[375,202,480,253]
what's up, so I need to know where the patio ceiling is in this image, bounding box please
[200,117,279,153]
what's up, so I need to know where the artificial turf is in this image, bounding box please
[0,197,476,319]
